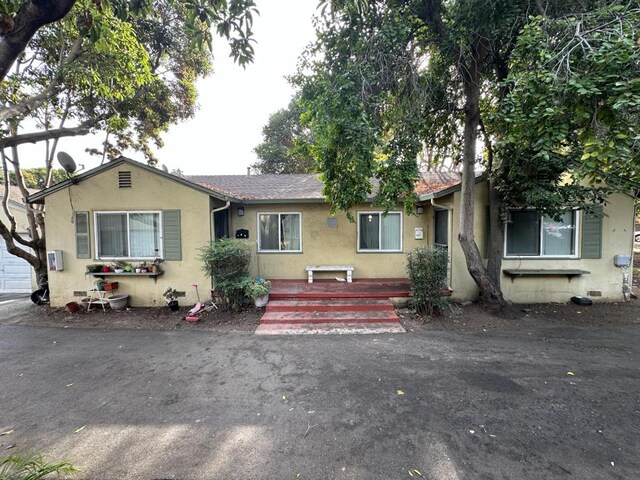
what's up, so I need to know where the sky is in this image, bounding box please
[20,0,319,175]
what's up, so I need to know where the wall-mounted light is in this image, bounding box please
[416,205,424,214]
[367,214,373,222]
[237,206,245,217]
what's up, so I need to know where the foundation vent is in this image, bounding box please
[118,171,132,188]
[73,290,87,297]
[587,290,602,297]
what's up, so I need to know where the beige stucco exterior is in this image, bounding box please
[43,163,216,307]
[230,203,429,280]
[38,160,636,307]
[436,182,636,303]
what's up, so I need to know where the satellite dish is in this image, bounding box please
[57,151,77,174]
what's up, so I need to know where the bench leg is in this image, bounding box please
[308,271,313,283]
[347,270,352,283]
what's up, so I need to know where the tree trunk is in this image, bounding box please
[486,177,504,288]
[457,61,507,311]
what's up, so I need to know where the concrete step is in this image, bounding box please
[265,298,394,313]
[270,290,410,300]
[260,310,399,325]
[255,322,405,335]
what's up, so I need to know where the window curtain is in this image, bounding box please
[259,214,279,250]
[359,213,379,250]
[381,213,401,250]
[280,214,300,251]
[130,213,159,257]
[506,211,540,256]
[97,214,127,257]
[542,212,575,255]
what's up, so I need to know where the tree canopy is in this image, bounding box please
[252,97,316,174]
[293,0,638,308]
[0,0,258,285]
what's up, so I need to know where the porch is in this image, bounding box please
[256,279,411,335]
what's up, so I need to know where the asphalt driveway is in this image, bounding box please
[1,323,638,479]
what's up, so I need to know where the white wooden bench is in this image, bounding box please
[306,265,354,283]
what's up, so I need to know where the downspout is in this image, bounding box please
[210,201,231,241]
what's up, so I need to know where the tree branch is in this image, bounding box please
[0,35,82,123]
[0,0,77,81]
[0,118,100,148]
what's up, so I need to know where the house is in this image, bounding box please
[27,157,635,307]
[0,187,37,293]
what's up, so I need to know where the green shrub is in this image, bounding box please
[405,246,449,315]
[199,239,253,311]
[0,453,77,479]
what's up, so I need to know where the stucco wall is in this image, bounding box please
[44,164,213,307]
[440,183,635,303]
[229,203,429,280]
[501,192,635,302]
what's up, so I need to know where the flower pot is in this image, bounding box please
[96,284,104,291]
[135,268,141,273]
[107,295,129,310]
[101,266,111,273]
[65,301,80,314]
[168,300,179,311]
[103,282,118,291]
[114,268,124,274]
[254,294,269,308]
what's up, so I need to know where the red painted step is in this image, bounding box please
[270,291,409,300]
[255,322,405,335]
[260,310,399,325]
[265,298,394,313]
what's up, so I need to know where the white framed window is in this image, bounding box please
[94,211,162,259]
[258,212,302,252]
[505,210,578,258]
[357,211,403,252]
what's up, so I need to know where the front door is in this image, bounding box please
[214,209,229,240]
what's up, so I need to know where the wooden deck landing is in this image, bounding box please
[256,279,411,335]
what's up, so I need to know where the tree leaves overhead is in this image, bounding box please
[252,97,316,174]
[493,3,640,215]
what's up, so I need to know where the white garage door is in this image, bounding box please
[0,237,32,293]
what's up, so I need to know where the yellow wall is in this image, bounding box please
[439,182,635,303]
[42,164,636,307]
[230,203,429,280]
[44,164,213,307]
[501,192,635,302]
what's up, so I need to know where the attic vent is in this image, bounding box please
[118,171,132,188]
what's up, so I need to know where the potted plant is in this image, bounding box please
[162,287,180,311]
[137,262,148,273]
[86,264,103,274]
[94,279,107,291]
[149,258,164,273]
[111,260,128,274]
[246,278,271,307]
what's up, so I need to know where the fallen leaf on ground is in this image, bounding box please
[469,429,475,434]
[5,444,15,449]
[0,430,13,436]
[567,372,575,376]
[74,425,85,433]
[413,469,423,477]
[397,390,405,396]
[66,383,74,387]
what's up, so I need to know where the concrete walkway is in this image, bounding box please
[1,323,639,479]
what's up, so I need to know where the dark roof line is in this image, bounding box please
[26,157,239,204]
